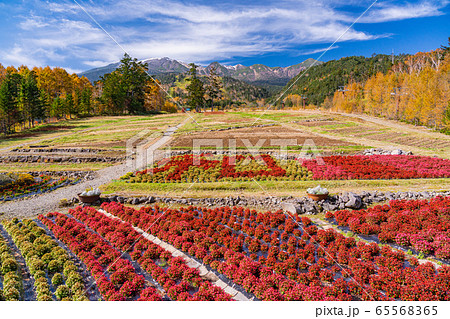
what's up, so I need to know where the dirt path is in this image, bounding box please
[0,120,189,219]
[330,111,450,139]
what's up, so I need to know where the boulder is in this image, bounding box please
[322,202,338,211]
[303,201,318,214]
[345,192,362,209]
[281,202,301,214]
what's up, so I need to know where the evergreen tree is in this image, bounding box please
[207,65,222,111]
[65,93,75,118]
[100,54,150,114]
[186,63,205,112]
[0,72,21,134]
[19,71,43,127]
[80,87,93,115]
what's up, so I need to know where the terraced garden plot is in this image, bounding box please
[169,125,355,150]
[367,132,450,149]
[100,201,450,301]
[121,154,450,183]
[0,114,186,151]
[1,219,89,301]
[0,208,233,301]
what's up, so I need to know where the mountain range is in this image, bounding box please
[79,57,321,87]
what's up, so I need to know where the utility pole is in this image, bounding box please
[391,87,401,120]
[301,95,307,109]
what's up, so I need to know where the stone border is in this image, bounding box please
[79,190,450,215]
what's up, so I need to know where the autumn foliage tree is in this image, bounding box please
[332,48,450,131]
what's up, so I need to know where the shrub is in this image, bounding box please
[48,260,62,273]
[34,270,47,279]
[55,285,71,300]
[3,287,20,301]
[65,272,83,288]
[1,258,18,274]
[52,273,64,287]
[37,294,53,301]
[29,257,45,275]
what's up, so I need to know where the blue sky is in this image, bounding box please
[0,0,448,73]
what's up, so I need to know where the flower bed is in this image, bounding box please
[69,206,232,301]
[302,155,450,180]
[326,196,450,260]
[39,212,151,301]
[121,154,450,183]
[122,154,311,183]
[2,219,89,301]
[0,174,78,201]
[101,202,450,301]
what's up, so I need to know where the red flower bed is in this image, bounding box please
[302,155,450,180]
[102,201,450,301]
[327,196,450,260]
[39,212,147,301]
[123,153,450,183]
[68,206,231,301]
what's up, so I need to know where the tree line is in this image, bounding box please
[332,47,450,131]
[0,54,174,135]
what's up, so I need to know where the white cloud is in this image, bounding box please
[0,0,448,70]
[360,1,448,23]
[296,46,340,56]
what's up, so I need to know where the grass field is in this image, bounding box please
[0,113,186,150]
[1,109,449,190]
[104,178,450,198]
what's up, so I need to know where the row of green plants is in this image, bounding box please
[2,219,89,301]
[0,235,23,301]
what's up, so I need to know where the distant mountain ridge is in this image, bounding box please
[79,57,322,87]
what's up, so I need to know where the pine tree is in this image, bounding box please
[100,54,150,114]
[186,63,205,112]
[0,72,21,134]
[19,71,43,127]
[207,65,222,111]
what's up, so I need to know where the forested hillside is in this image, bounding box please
[167,73,269,108]
[279,54,408,106]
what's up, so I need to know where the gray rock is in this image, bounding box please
[322,202,338,211]
[391,149,403,155]
[303,202,317,214]
[281,202,301,214]
[345,192,362,209]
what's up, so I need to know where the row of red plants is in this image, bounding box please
[39,212,149,301]
[101,202,450,301]
[326,196,450,259]
[124,154,450,183]
[70,206,232,301]
[302,155,450,180]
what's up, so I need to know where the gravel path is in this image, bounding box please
[0,120,189,219]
